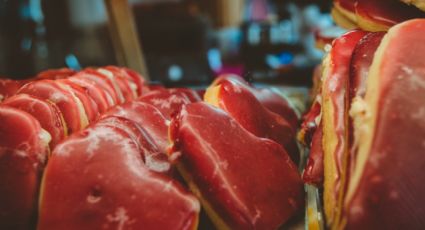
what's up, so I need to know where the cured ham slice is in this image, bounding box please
[18,80,89,134]
[0,79,26,102]
[67,74,112,114]
[103,66,146,98]
[334,0,357,23]
[331,7,357,30]
[355,0,425,31]
[342,19,425,230]
[321,30,368,226]
[205,77,299,164]
[332,0,425,32]
[57,79,100,123]
[302,123,324,186]
[35,68,76,80]
[0,106,49,229]
[169,102,304,230]
[100,101,171,173]
[38,122,199,230]
[347,32,385,178]
[98,68,135,102]
[3,94,67,149]
[138,88,201,119]
[80,69,121,106]
[212,74,299,130]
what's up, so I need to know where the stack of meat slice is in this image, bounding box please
[0,65,303,229]
[299,19,425,229]
[0,66,201,230]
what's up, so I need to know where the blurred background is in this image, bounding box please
[0,0,339,86]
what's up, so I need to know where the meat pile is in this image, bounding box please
[0,67,303,230]
[299,18,425,229]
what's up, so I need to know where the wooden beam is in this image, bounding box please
[104,0,149,80]
[215,0,245,28]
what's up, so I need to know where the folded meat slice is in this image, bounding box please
[97,67,135,102]
[321,30,368,226]
[0,78,26,102]
[38,122,199,230]
[3,94,67,149]
[331,6,357,30]
[57,79,100,123]
[332,0,425,32]
[18,79,89,134]
[355,0,425,31]
[67,74,112,114]
[302,123,324,186]
[347,32,385,180]
[0,106,49,230]
[298,98,321,147]
[110,66,148,96]
[169,102,304,230]
[342,19,425,230]
[79,69,120,106]
[205,77,299,164]
[138,88,201,119]
[211,74,299,129]
[103,66,145,98]
[100,101,171,174]
[35,68,76,80]
[299,95,324,187]
[333,0,357,23]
